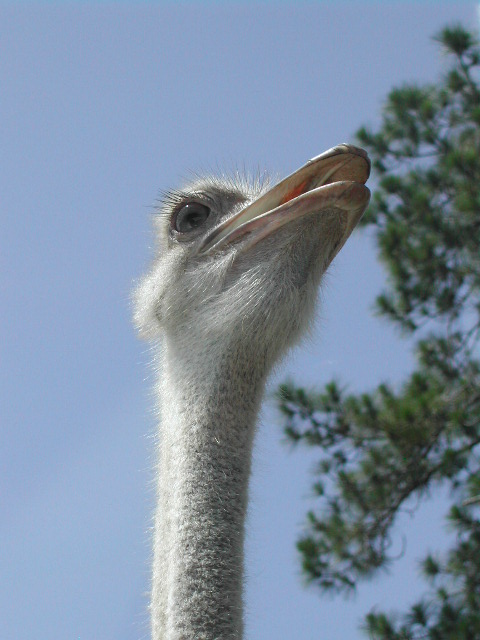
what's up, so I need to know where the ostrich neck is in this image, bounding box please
[152,334,268,640]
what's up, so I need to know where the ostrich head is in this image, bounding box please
[134,144,370,368]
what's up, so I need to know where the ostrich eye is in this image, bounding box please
[173,203,211,233]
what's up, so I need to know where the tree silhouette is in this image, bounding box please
[277,25,480,638]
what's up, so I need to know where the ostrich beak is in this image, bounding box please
[198,143,371,263]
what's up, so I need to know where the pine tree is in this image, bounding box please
[277,25,480,638]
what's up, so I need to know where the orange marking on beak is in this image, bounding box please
[279,179,310,205]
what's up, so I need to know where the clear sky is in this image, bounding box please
[2,2,478,639]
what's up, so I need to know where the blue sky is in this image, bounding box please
[2,2,478,639]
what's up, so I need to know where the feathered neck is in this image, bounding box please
[151,333,269,640]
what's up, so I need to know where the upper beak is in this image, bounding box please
[198,143,371,262]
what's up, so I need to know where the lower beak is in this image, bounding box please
[198,143,371,260]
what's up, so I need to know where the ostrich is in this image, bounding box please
[134,143,370,640]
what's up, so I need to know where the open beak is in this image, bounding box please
[198,143,371,263]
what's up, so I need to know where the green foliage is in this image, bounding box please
[364,506,480,639]
[276,25,480,638]
[357,28,480,335]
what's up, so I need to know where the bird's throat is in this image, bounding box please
[152,337,268,640]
